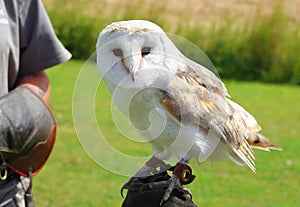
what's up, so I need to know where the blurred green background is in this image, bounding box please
[32,0,300,206]
[45,0,300,84]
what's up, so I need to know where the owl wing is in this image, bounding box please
[158,59,281,171]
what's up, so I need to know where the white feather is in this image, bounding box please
[96,20,279,173]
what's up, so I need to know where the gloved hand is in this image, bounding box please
[121,170,198,207]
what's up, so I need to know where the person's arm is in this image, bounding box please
[16,71,50,103]
[0,71,56,177]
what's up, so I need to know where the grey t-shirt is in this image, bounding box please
[0,0,71,203]
[0,0,71,96]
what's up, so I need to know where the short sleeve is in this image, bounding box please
[18,0,71,76]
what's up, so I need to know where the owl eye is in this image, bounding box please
[141,47,151,56]
[113,49,123,57]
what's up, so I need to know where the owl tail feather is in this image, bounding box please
[247,133,282,151]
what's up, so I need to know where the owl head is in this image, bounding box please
[96,20,182,90]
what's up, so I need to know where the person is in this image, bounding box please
[0,0,71,206]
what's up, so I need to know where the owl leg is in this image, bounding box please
[135,156,171,177]
[121,156,171,197]
[160,162,196,206]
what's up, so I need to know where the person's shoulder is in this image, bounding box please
[17,0,44,13]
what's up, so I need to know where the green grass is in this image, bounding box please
[33,60,300,206]
[44,0,300,83]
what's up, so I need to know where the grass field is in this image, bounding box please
[43,0,300,83]
[30,59,300,206]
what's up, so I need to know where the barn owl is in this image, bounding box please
[96,20,281,204]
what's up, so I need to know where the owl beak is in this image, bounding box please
[124,55,141,82]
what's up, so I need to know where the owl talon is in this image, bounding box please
[160,174,179,206]
[182,187,193,199]
[120,180,130,198]
[160,163,195,205]
[160,174,193,206]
